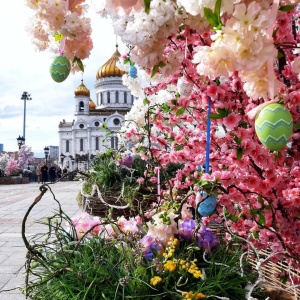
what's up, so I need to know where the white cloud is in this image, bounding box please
[0,1,126,156]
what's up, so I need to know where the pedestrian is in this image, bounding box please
[49,164,57,183]
[62,167,68,181]
[36,164,42,184]
[41,164,48,184]
[57,168,62,179]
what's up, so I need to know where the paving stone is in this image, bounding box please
[0,182,81,297]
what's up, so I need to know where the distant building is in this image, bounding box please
[58,46,134,171]
[0,144,3,152]
[48,146,59,163]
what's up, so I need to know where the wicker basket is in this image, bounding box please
[82,187,157,219]
[248,249,300,299]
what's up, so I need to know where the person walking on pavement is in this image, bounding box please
[41,164,48,184]
[36,164,42,183]
[49,164,57,183]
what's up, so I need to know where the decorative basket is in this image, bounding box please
[248,249,300,299]
[82,184,158,219]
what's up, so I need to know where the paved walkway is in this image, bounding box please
[0,181,82,300]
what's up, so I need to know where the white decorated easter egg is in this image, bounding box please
[255,103,293,151]
[50,56,71,83]
[177,77,193,97]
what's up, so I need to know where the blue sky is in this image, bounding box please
[0,1,125,157]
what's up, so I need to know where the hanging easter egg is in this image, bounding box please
[129,65,137,78]
[255,103,293,151]
[177,77,193,97]
[50,56,71,83]
[197,193,216,217]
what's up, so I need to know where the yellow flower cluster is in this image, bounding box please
[182,291,206,299]
[164,259,177,272]
[150,276,162,286]
[163,237,179,259]
[179,259,203,279]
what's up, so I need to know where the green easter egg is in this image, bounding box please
[255,103,293,151]
[50,56,71,83]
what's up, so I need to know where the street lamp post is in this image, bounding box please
[44,146,50,165]
[16,135,25,149]
[20,91,32,144]
[60,153,65,167]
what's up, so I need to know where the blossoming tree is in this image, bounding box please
[25,0,300,275]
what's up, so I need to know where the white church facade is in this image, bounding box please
[58,47,134,171]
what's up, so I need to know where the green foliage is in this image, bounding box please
[279,5,295,12]
[151,61,166,77]
[72,57,84,72]
[204,0,222,29]
[24,222,262,300]
[89,153,122,190]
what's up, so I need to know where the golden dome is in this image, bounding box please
[96,45,127,79]
[89,99,96,110]
[74,80,90,97]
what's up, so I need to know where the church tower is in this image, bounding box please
[58,46,134,171]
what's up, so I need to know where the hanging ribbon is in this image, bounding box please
[58,0,69,55]
[205,96,211,173]
[247,0,279,120]
[157,167,161,202]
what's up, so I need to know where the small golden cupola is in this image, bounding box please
[96,45,127,79]
[74,80,90,97]
[89,99,96,110]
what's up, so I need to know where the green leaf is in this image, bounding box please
[258,195,264,206]
[102,123,108,129]
[277,50,284,59]
[161,103,170,113]
[204,7,220,28]
[176,107,185,116]
[217,108,230,117]
[294,122,300,130]
[143,98,148,106]
[214,0,222,24]
[257,213,266,227]
[252,231,259,239]
[150,61,166,77]
[208,113,224,119]
[73,57,84,72]
[279,5,295,12]
[175,145,184,151]
[144,0,151,14]
[236,147,243,160]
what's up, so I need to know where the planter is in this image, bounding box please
[82,184,157,218]
[0,177,30,185]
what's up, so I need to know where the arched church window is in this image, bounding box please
[95,137,99,150]
[116,91,119,103]
[110,136,118,150]
[80,139,84,151]
[79,101,84,111]
[94,121,100,127]
[79,124,84,129]
[124,92,127,104]
[66,140,69,153]
[100,93,103,105]
[107,92,110,104]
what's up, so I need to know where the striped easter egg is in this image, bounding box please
[50,56,71,83]
[255,103,293,151]
[198,193,216,217]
